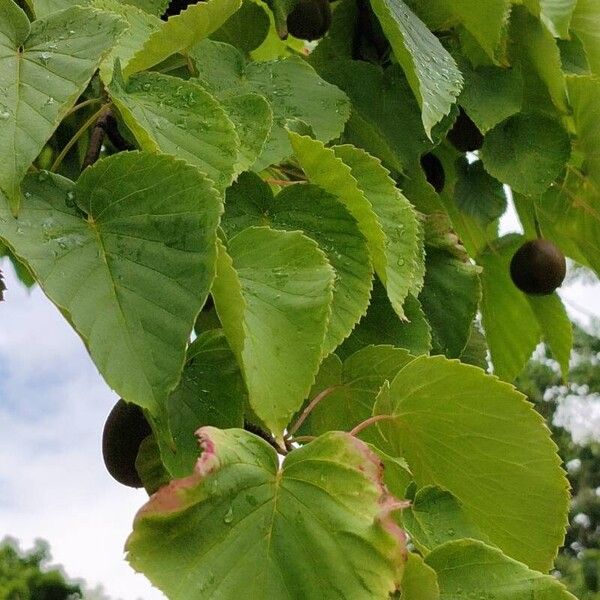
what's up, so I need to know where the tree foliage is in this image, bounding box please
[0,538,82,600]
[1,0,599,596]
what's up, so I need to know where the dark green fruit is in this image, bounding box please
[447,108,484,152]
[509,239,566,295]
[420,152,445,194]
[287,0,332,41]
[102,399,151,488]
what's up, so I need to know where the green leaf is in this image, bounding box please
[124,0,242,75]
[510,7,569,114]
[211,0,270,54]
[126,428,406,599]
[158,330,246,478]
[534,182,600,277]
[0,3,126,213]
[338,281,432,359]
[135,435,171,495]
[316,61,432,175]
[459,321,489,370]
[419,247,481,358]
[567,75,600,191]
[571,0,600,77]
[223,173,373,356]
[289,134,423,319]
[0,152,222,415]
[374,354,569,571]
[220,94,273,177]
[368,0,462,135]
[454,159,507,225]
[401,552,440,600]
[110,71,239,191]
[425,540,577,599]
[532,0,577,39]
[306,345,414,446]
[481,113,571,196]
[90,0,162,83]
[212,227,334,436]
[527,294,573,380]
[421,0,511,63]
[457,62,523,133]
[479,234,571,380]
[191,40,350,170]
[402,486,490,554]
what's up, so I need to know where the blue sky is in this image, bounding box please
[0,264,164,599]
[0,207,598,599]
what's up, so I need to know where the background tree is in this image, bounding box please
[0,538,82,600]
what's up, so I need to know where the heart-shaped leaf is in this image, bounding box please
[126,428,407,599]
[0,152,222,415]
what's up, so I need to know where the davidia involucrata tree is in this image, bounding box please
[1,0,598,596]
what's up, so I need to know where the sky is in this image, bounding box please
[0,263,165,599]
[0,206,598,599]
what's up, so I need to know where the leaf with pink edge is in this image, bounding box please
[126,427,407,600]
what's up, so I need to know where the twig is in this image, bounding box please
[287,386,338,437]
[349,414,395,437]
[64,97,102,119]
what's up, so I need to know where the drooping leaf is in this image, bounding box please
[0,2,126,213]
[222,173,373,355]
[211,0,270,53]
[421,0,512,63]
[527,293,573,380]
[567,75,600,191]
[124,0,242,75]
[212,228,334,436]
[419,247,481,358]
[481,113,571,196]
[158,330,246,478]
[31,0,89,18]
[220,94,273,177]
[368,0,462,135]
[191,40,350,170]
[90,0,162,83]
[402,486,490,554]
[338,281,431,359]
[454,158,507,225]
[510,7,569,114]
[0,152,222,416]
[529,0,577,39]
[571,0,600,77]
[457,62,523,134]
[126,428,406,599]
[110,71,239,191]
[425,540,577,599]
[289,133,423,319]
[374,354,569,571]
[401,552,440,600]
[316,61,432,175]
[534,181,600,277]
[479,234,572,380]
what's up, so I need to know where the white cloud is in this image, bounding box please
[0,260,164,600]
